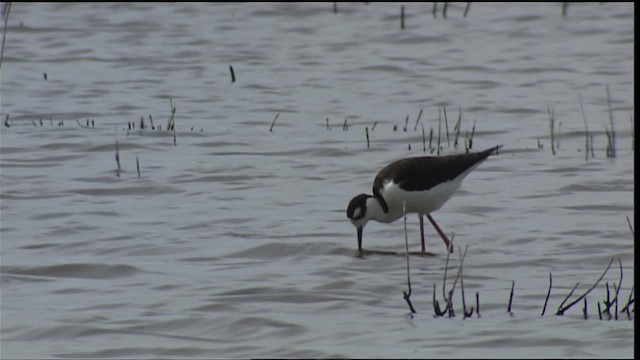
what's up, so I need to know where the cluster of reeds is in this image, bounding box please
[336,106,477,154]
[332,3,471,31]
[402,252,634,319]
[401,203,482,318]
[402,237,495,318]
[550,86,629,159]
[430,244,480,318]
[400,210,634,319]
[431,2,472,19]
[77,118,96,128]
[332,2,596,23]
[3,115,97,129]
[114,132,142,178]
[542,257,634,320]
[406,107,474,154]
[121,98,193,141]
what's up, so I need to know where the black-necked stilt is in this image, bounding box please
[347,145,502,255]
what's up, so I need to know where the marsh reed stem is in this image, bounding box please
[365,127,370,149]
[269,113,280,132]
[598,302,603,320]
[467,120,476,152]
[605,85,616,157]
[620,286,634,318]
[443,107,450,147]
[578,94,590,160]
[541,272,552,316]
[442,246,451,302]
[463,2,471,17]
[413,108,423,131]
[433,283,444,316]
[229,65,236,83]
[548,107,556,155]
[604,124,613,158]
[453,107,462,149]
[169,98,177,146]
[421,124,426,153]
[429,128,434,153]
[507,280,515,315]
[115,139,121,178]
[402,201,416,314]
[437,109,442,155]
[583,298,588,320]
[459,244,473,318]
[0,2,11,70]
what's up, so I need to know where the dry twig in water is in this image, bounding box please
[556,257,615,315]
[541,272,552,316]
[507,280,515,316]
[402,201,416,314]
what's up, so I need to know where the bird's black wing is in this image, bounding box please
[374,145,502,192]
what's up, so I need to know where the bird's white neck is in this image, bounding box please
[366,196,404,224]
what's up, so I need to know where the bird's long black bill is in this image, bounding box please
[357,226,363,250]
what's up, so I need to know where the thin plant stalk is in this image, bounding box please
[115,139,121,178]
[365,127,370,149]
[548,107,556,155]
[578,94,590,160]
[507,280,515,315]
[463,2,471,17]
[453,107,462,149]
[443,107,450,147]
[413,108,423,131]
[229,65,236,82]
[541,272,552,316]
[0,2,11,70]
[606,85,616,157]
[402,201,416,314]
[269,113,280,132]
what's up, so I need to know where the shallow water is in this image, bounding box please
[0,2,635,358]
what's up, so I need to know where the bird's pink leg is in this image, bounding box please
[419,214,426,256]
[426,214,453,253]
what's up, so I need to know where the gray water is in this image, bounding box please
[0,2,634,358]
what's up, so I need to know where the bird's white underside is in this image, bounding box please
[366,164,481,225]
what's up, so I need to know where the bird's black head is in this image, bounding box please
[347,193,371,251]
[347,193,370,222]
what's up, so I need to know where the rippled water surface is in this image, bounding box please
[0,3,635,358]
